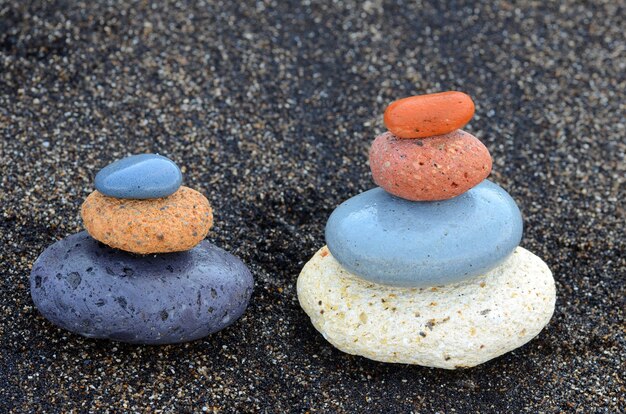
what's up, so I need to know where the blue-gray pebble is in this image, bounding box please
[30,231,253,344]
[95,154,182,199]
[325,180,523,287]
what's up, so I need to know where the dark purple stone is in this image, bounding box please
[30,231,254,344]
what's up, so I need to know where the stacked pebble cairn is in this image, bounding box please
[30,154,253,344]
[297,92,556,369]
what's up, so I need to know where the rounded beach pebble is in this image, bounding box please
[369,130,492,201]
[297,246,555,369]
[30,231,254,344]
[325,181,523,287]
[384,91,475,139]
[95,153,183,199]
[81,186,213,254]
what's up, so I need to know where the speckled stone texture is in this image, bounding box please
[298,246,555,369]
[81,186,213,254]
[369,130,492,200]
[30,231,253,345]
[0,1,623,412]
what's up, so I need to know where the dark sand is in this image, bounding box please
[0,1,624,412]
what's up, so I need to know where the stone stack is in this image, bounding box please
[30,154,253,345]
[297,92,556,369]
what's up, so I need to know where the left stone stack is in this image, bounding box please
[30,154,253,344]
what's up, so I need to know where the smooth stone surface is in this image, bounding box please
[30,231,254,345]
[369,130,492,201]
[297,246,555,369]
[81,186,213,254]
[384,91,475,139]
[95,154,183,199]
[325,180,523,287]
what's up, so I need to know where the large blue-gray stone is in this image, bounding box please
[325,180,523,287]
[95,154,182,199]
[30,231,253,344]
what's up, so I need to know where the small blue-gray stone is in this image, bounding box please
[325,180,523,287]
[95,154,182,199]
[30,231,253,344]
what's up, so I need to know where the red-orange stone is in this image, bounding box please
[369,130,492,201]
[384,91,475,138]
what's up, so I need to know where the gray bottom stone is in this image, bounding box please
[30,231,253,344]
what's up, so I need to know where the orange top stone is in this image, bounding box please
[384,91,475,139]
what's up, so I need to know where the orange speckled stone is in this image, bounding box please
[384,92,475,138]
[81,186,213,254]
[369,130,492,201]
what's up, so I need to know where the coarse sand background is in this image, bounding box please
[0,1,624,412]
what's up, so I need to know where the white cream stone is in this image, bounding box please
[297,246,556,369]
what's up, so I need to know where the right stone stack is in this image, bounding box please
[297,91,556,369]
